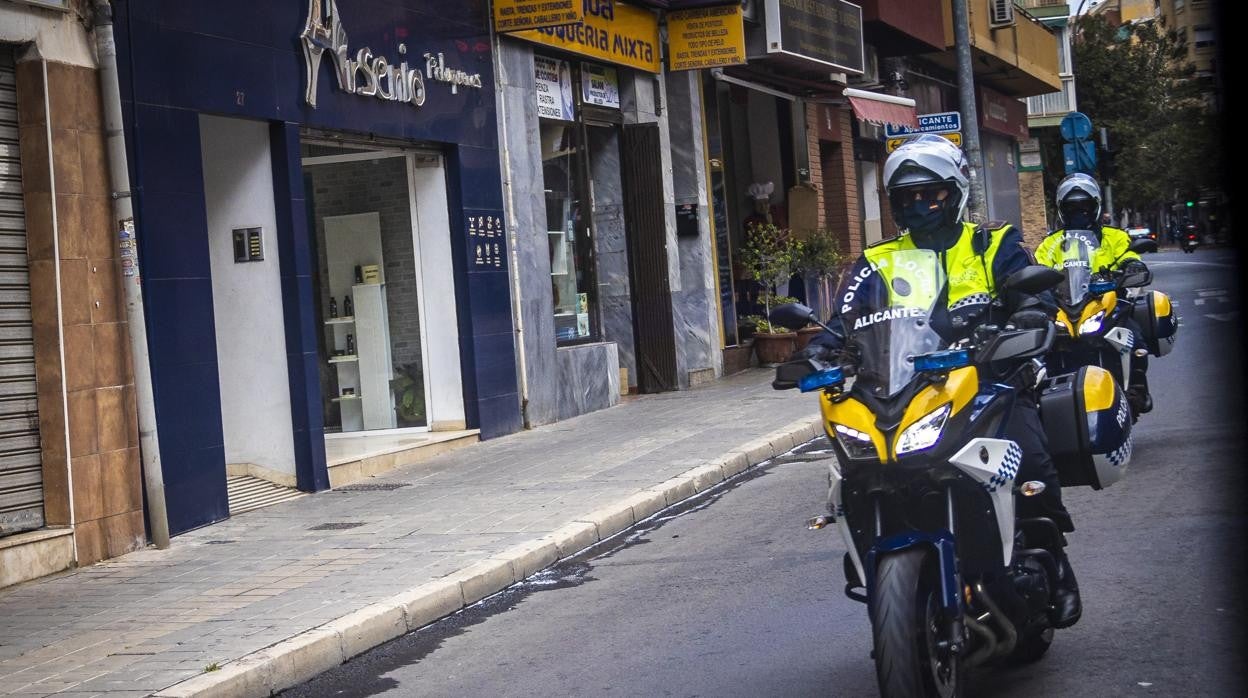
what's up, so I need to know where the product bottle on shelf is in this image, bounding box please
[343,295,353,317]
[346,334,355,355]
[329,297,338,318]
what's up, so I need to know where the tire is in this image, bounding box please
[871,548,961,698]
[1010,627,1054,664]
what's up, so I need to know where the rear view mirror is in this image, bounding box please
[1000,266,1064,296]
[1128,239,1154,255]
[979,326,1054,363]
[769,303,816,330]
[1121,269,1152,288]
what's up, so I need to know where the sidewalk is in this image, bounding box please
[0,370,822,698]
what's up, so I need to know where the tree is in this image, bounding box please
[1070,14,1219,213]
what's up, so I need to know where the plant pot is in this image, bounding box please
[794,326,823,351]
[753,332,797,365]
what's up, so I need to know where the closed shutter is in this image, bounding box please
[620,122,678,393]
[0,47,44,537]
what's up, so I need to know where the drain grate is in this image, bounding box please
[308,522,366,531]
[334,482,410,492]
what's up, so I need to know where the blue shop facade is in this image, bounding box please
[115,0,521,535]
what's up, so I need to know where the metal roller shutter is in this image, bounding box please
[0,47,44,537]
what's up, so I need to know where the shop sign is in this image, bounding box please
[535,55,576,120]
[667,5,747,72]
[300,0,483,109]
[511,1,662,74]
[978,85,1029,140]
[494,0,584,33]
[581,63,620,108]
[467,214,505,269]
[764,0,864,74]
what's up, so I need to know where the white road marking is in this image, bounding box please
[1206,312,1239,322]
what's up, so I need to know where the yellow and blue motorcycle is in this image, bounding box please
[1044,232,1177,426]
[771,248,1132,697]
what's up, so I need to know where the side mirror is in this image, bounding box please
[768,302,816,331]
[1121,268,1152,288]
[979,325,1054,363]
[1127,238,1154,255]
[1000,266,1064,296]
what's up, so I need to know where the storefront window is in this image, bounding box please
[537,53,605,345]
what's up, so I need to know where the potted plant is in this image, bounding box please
[792,228,846,350]
[738,222,800,365]
[390,363,426,427]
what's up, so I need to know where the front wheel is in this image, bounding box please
[871,548,961,698]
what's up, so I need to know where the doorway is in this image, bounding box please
[300,138,466,461]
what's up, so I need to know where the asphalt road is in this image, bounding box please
[287,247,1247,697]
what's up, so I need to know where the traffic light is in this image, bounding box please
[1099,147,1116,179]
[1186,200,1194,208]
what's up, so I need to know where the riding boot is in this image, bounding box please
[1050,548,1083,628]
[1126,368,1153,415]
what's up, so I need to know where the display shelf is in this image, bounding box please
[325,316,355,325]
[329,355,358,364]
[331,395,363,402]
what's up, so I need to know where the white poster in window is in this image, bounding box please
[580,63,620,109]
[535,55,574,121]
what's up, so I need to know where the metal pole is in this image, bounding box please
[1099,126,1114,223]
[951,0,986,222]
[93,0,169,548]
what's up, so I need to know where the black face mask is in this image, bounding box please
[899,193,947,236]
[1063,208,1097,229]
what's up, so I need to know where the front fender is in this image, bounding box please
[865,531,961,614]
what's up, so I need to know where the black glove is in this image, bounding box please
[1006,308,1052,330]
[791,342,835,362]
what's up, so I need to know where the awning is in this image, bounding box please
[843,88,919,129]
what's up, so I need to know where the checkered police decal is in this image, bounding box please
[1107,434,1133,469]
[950,293,992,312]
[982,442,1023,493]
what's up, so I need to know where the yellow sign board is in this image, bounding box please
[510,1,661,74]
[886,132,962,153]
[493,0,584,33]
[667,5,747,72]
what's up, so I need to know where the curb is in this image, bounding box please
[152,416,823,698]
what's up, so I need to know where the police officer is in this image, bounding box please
[804,134,1082,627]
[1035,173,1153,415]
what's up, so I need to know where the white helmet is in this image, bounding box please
[883,135,970,243]
[1056,173,1102,228]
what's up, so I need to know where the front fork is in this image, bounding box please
[862,486,967,655]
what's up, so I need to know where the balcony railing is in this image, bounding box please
[1026,75,1076,116]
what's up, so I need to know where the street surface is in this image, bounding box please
[288,248,1246,697]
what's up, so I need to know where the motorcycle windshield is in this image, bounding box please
[837,249,946,397]
[1055,231,1099,307]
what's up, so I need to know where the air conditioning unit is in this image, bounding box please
[741,0,761,25]
[989,0,1016,28]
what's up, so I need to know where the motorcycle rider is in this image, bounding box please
[1035,173,1153,415]
[799,134,1082,628]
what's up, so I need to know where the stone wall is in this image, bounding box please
[1018,169,1051,250]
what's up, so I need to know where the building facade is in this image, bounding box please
[1,0,144,588]
[110,0,522,536]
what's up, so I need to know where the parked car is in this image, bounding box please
[1126,226,1158,253]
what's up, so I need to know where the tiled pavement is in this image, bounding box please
[0,369,821,697]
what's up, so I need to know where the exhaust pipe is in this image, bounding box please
[974,584,1018,657]
[963,616,997,666]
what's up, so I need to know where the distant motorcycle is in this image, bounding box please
[1181,228,1200,253]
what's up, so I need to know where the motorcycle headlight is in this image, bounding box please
[1079,310,1106,336]
[895,404,951,456]
[832,423,879,461]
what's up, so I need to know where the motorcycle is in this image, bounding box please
[771,249,1133,696]
[1045,232,1178,424]
[1181,228,1199,253]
